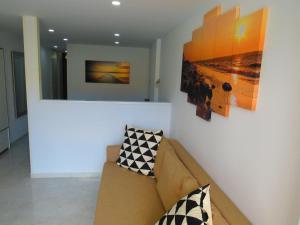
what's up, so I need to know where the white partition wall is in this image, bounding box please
[29,100,171,177]
[22,16,171,177]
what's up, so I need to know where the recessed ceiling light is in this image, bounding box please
[53,45,58,49]
[112,1,121,6]
[63,38,68,41]
[114,33,120,37]
[114,41,120,45]
[48,29,55,33]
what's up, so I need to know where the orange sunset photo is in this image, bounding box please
[181,5,268,121]
[86,61,130,84]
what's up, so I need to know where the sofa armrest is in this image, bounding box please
[107,145,121,162]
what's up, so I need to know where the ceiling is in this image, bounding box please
[0,0,203,49]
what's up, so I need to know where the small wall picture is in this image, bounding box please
[85,60,130,84]
[181,5,269,121]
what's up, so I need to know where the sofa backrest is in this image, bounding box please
[168,139,252,225]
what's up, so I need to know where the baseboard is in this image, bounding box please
[31,172,100,178]
[10,133,28,144]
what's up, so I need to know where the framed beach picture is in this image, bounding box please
[181,5,268,121]
[85,60,130,84]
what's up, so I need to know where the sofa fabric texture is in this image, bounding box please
[94,138,252,225]
[94,162,165,225]
[153,138,176,179]
[156,149,199,211]
[168,140,252,225]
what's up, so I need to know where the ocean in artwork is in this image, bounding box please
[181,5,268,121]
[86,61,130,84]
[181,51,263,120]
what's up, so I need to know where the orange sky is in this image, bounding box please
[184,6,268,61]
[88,62,130,73]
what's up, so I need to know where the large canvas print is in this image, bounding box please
[86,60,130,84]
[181,6,268,121]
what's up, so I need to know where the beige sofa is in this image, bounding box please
[93,138,251,225]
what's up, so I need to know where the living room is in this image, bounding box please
[0,0,299,225]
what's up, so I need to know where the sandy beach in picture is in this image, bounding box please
[86,61,130,84]
[181,6,268,121]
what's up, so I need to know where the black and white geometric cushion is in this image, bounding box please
[155,184,212,225]
[116,125,163,177]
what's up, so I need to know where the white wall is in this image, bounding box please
[159,1,300,225]
[67,44,150,101]
[22,17,171,177]
[29,100,171,177]
[0,30,28,142]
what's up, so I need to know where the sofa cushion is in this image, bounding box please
[212,204,229,225]
[168,140,249,225]
[156,149,199,211]
[94,162,165,225]
[117,125,163,177]
[153,138,175,179]
[155,184,212,225]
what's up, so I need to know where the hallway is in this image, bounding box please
[0,136,99,225]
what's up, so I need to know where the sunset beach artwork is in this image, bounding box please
[181,5,269,121]
[86,60,130,84]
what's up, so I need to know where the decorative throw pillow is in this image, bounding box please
[116,125,163,177]
[155,184,213,225]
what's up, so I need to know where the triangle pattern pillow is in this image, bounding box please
[155,184,213,225]
[116,125,163,177]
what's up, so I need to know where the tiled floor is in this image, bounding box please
[0,136,99,225]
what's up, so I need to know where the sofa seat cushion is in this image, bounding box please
[154,138,175,179]
[94,162,165,225]
[156,149,199,211]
